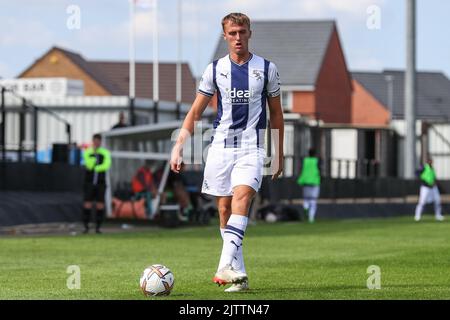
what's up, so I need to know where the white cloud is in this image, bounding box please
[348,47,385,71]
[69,10,173,50]
[296,0,386,19]
[350,57,384,71]
[0,17,54,47]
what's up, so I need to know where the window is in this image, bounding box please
[281,91,292,111]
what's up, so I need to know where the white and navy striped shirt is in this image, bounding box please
[198,53,280,149]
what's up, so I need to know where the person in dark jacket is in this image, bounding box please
[111,112,128,130]
[414,157,444,222]
[82,133,112,233]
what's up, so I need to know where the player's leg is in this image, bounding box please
[432,186,444,221]
[308,186,320,223]
[83,184,94,233]
[216,196,249,292]
[303,187,313,221]
[217,196,232,229]
[217,196,232,231]
[217,196,233,271]
[303,187,310,212]
[83,202,92,233]
[303,198,310,216]
[414,186,428,221]
[202,147,240,284]
[229,186,253,272]
[215,185,255,284]
[213,148,263,285]
[309,200,317,223]
[95,185,106,233]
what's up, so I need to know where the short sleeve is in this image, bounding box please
[267,62,281,97]
[198,63,215,97]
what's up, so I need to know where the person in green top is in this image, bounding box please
[297,148,321,223]
[414,157,444,222]
[82,133,112,233]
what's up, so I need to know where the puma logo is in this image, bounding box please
[220,72,229,78]
[230,240,241,250]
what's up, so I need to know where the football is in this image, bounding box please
[139,264,175,296]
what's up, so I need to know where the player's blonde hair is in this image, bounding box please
[221,13,251,31]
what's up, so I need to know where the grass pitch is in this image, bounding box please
[1,216,450,300]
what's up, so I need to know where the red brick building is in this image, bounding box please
[212,20,390,126]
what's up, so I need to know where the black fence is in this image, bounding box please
[260,176,450,203]
[0,162,84,192]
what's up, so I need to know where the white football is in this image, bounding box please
[265,212,278,223]
[139,264,175,296]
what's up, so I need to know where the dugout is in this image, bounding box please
[102,120,213,223]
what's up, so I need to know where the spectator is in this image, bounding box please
[131,161,158,218]
[111,112,128,130]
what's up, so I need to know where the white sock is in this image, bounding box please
[218,214,248,272]
[435,203,442,217]
[309,200,317,222]
[303,200,310,211]
[415,203,423,220]
[219,228,246,273]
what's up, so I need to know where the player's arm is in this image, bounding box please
[170,93,212,173]
[83,148,96,170]
[94,148,112,172]
[268,94,284,180]
[266,62,284,180]
[415,165,424,177]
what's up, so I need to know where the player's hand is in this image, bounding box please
[272,167,283,180]
[271,155,284,180]
[170,144,183,173]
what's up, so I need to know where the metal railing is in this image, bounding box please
[1,86,72,162]
[328,158,380,179]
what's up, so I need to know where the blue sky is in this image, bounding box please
[0,0,449,79]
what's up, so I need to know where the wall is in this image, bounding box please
[314,28,353,124]
[351,79,390,126]
[331,129,358,178]
[292,91,315,116]
[428,124,450,179]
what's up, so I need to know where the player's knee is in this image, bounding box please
[84,202,92,209]
[218,204,231,216]
[234,191,254,203]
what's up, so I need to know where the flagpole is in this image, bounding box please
[176,0,182,120]
[129,0,136,125]
[153,0,159,123]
